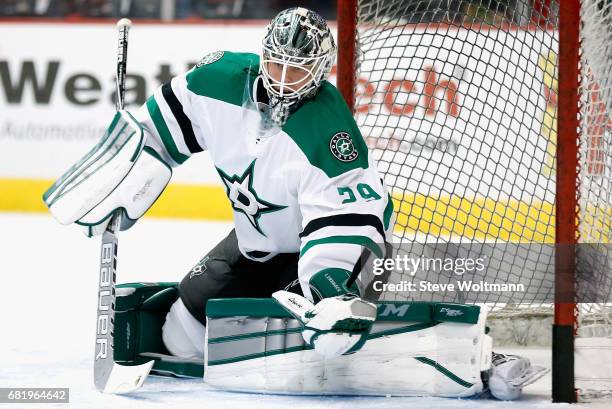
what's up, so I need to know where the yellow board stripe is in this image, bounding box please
[0,178,50,213]
[391,193,611,242]
[1,178,609,242]
[147,183,232,220]
[0,178,233,221]
[391,193,556,243]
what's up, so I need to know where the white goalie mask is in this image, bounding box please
[260,7,336,124]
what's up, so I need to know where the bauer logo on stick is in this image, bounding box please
[330,132,358,162]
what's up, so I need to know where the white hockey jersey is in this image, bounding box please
[134,51,393,300]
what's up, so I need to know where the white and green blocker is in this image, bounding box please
[43,111,172,236]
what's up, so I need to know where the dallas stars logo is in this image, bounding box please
[330,132,358,162]
[217,160,286,236]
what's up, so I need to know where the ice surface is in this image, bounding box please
[0,213,605,408]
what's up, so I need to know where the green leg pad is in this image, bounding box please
[114,282,204,378]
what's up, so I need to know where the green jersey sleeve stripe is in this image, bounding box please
[161,82,203,154]
[300,235,384,258]
[383,193,394,230]
[146,96,189,164]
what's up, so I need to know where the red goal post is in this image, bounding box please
[336,0,611,403]
[555,0,579,403]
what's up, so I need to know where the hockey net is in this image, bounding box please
[337,0,612,402]
[577,0,612,337]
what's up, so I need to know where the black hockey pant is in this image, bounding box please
[178,229,301,325]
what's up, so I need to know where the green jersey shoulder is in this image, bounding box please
[186,51,259,106]
[185,51,369,179]
[283,81,369,178]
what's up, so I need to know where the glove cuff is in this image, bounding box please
[309,268,360,302]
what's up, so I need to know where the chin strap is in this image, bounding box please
[269,96,292,126]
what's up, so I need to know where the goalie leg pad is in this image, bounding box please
[113,282,204,378]
[204,299,491,397]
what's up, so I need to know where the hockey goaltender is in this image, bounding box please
[44,7,546,400]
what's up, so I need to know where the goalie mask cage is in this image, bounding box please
[336,0,612,403]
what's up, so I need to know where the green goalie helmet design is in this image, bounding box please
[260,7,337,124]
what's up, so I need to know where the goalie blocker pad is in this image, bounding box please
[43,111,172,236]
[205,298,492,397]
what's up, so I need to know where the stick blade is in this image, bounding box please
[95,360,154,394]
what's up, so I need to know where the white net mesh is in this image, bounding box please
[354,0,560,305]
[348,0,612,399]
[576,0,612,399]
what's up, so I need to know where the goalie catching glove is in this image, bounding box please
[272,290,377,359]
[43,111,172,236]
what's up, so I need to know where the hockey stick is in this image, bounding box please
[93,18,154,394]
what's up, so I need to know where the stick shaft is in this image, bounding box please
[95,20,130,387]
[94,20,153,394]
[115,22,130,110]
[94,216,120,389]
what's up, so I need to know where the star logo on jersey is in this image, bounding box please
[189,256,210,279]
[330,132,358,162]
[217,160,286,236]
